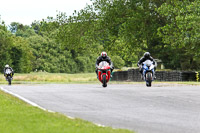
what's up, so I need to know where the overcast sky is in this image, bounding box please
[0,0,92,25]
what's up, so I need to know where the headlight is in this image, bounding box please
[144,66,148,69]
[150,65,154,70]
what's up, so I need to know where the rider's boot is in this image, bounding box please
[141,74,143,80]
[153,72,156,79]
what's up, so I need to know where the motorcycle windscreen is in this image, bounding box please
[98,61,110,69]
[143,60,153,67]
[5,69,11,74]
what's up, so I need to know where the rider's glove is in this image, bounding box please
[137,64,140,67]
[111,66,114,69]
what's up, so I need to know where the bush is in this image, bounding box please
[111,56,125,69]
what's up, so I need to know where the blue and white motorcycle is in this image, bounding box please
[142,60,156,87]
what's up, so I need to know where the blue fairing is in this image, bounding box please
[142,64,154,81]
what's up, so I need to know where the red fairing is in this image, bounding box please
[98,70,111,83]
[98,71,102,82]
[106,70,111,82]
[97,61,111,86]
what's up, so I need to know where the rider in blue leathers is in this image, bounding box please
[137,52,156,79]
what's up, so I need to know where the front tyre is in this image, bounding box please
[8,76,11,85]
[146,72,152,87]
[146,82,151,87]
[102,75,107,87]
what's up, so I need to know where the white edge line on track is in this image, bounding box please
[0,87,75,118]
[0,87,106,127]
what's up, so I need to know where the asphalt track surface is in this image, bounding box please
[1,83,200,133]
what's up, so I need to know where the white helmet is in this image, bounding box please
[5,64,9,68]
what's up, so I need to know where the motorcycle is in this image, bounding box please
[5,69,13,85]
[142,60,155,87]
[97,61,111,87]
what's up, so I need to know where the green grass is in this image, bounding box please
[0,90,134,133]
[0,72,98,84]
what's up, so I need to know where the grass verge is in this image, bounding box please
[0,72,199,85]
[0,90,134,133]
[0,72,98,84]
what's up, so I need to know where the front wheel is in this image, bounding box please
[102,74,107,87]
[146,72,152,87]
[7,76,11,85]
[146,82,151,87]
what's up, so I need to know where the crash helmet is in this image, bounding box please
[101,51,107,58]
[5,64,9,68]
[144,52,150,58]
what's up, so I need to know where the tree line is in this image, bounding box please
[0,0,199,73]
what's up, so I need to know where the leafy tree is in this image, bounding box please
[11,37,33,73]
[0,23,33,73]
[1,0,199,73]
[87,0,167,65]
[0,24,13,71]
[111,55,125,69]
[157,0,200,70]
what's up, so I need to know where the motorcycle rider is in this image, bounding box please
[4,64,14,78]
[95,52,114,78]
[137,52,156,79]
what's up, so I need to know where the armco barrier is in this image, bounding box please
[112,69,198,82]
[111,71,128,81]
[181,71,197,81]
[127,69,142,81]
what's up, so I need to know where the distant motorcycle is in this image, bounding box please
[5,69,13,85]
[97,61,111,87]
[142,60,155,87]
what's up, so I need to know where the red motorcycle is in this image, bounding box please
[97,61,111,87]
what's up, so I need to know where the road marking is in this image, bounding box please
[0,87,106,127]
[0,87,75,119]
[94,123,105,127]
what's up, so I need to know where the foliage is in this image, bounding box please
[0,23,33,73]
[89,0,167,65]
[11,37,33,73]
[27,35,76,73]
[157,0,200,70]
[0,24,13,71]
[111,55,125,69]
[0,0,200,72]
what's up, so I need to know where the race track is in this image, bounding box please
[1,83,200,133]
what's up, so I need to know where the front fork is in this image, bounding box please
[143,69,155,80]
[98,70,111,82]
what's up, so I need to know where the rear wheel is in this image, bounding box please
[102,75,107,87]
